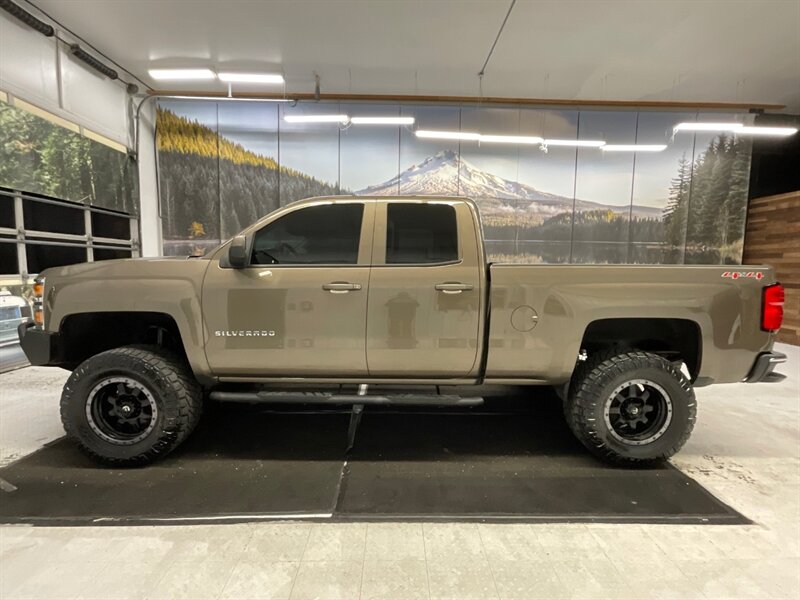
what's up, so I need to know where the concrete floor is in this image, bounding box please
[0,344,798,599]
[0,342,29,375]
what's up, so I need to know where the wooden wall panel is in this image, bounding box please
[743,190,800,345]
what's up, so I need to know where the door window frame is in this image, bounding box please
[371,199,463,268]
[220,200,375,269]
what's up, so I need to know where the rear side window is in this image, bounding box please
[251,203,363,265]
[386,204,458,264]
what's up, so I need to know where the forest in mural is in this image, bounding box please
[0,101,137,215]
[158,108,338,249]
[662,135,751,262]
[156,101,752,264]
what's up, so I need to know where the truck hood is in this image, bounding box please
[41,255,200,279]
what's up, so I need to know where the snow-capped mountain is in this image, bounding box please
[357,150,661,219]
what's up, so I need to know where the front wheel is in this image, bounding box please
[564,351,696,466]
[60,345,203,466]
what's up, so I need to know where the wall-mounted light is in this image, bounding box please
[673,122,744,132]
[350,116,415,125]
[218,72,284,84]
[543,139,606,147]
[0,0,54,37]
[148,69,216,81]
[284,114,349,123]
[602,144,667,152]
[69,44,118,80]
[479,134,543,145]
[415,130,481,141]
[736,126,798,137]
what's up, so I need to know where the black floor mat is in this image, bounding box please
[0,396,748,525]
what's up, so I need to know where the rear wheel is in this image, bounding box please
[61,345,202,466]
[564,350,696,466]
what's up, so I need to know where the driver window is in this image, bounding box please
[251,203,364,265]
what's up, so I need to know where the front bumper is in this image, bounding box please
[745,351,787,383]
[17,321,61,366]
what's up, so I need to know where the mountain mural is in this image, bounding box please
[155,103,748,265]
[358,150,662,220]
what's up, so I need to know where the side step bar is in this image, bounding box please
[208,390,484,406]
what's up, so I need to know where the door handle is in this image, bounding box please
[435,282,474,294]
[322,282,362,293]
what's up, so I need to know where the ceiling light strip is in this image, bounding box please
[736,126,798,137]
[543,139,606,147]
[350,116,415,125]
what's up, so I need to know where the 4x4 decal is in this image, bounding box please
[722,271,764,280]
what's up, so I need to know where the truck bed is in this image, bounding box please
[485,264,775,385]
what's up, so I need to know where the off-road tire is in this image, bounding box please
[564,350,696,466]
[60,345,202,466]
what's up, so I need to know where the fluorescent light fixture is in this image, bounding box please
[673,122,744,132]
[350,116,415,125]
[602,144,667,152]
[284,114,349,123]
[543,139,606,147]
[736,126,798,137]
[415,130,481,141]
[218,72,284,84]
[148,68,216,81]
[479,134,543,145]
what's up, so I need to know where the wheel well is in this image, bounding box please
[580,318,702,379]
[58,312,185,368]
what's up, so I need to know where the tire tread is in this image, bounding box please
[564,350,696,466]
[60,345,202,466]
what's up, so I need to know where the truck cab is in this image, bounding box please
[204,196,486,380]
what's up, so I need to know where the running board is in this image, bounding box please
[208,391,484,406]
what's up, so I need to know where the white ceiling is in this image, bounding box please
[29,0,800,112]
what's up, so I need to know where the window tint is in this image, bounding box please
[251,204,363,265]
[386,204,458,264]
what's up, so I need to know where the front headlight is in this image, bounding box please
[32,276,44,328]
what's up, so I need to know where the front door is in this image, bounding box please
[366,200,483,377]
[203,201,374,377]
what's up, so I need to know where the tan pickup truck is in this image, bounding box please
[19,196,786,466]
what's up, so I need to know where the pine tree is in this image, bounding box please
[686,140,719,244]
[697,134,736,247]
[663,154,692,248]
[723,136,752,246]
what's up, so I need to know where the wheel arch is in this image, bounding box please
[579,317,702,380]
[57,311,210,383]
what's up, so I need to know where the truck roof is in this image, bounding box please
[286,194,478,207]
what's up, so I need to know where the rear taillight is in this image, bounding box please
[762,283,784,332]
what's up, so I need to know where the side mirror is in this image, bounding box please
[228,235,248,268]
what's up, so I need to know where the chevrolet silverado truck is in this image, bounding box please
[19,196,786,466]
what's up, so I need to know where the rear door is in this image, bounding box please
[203,200,374,377]
[366,200,483,377]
